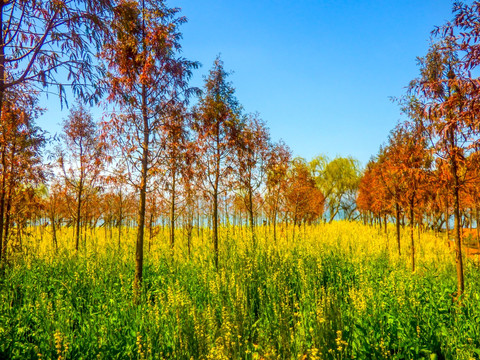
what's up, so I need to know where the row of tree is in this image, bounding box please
[358,1,480,297]
[0,0,363,295]
[0,72,364,275]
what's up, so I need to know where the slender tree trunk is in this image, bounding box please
[148,212,153,252]
[213,186,219,269]
[273,208,277,244]
[446,199,450,242]
[396,202,401,256]
[118,212,123,251]
[476,205,480,264]
[134,80,149,296]
[213,123,220,270]
[83,216,87,251]
[469,211,473,232]
[3,145,15,254]
[170,171,176,250]
[3,184,12,253]
[248,187,256,249]
[75,183,83,252]
[187,210,193,257]
[51,213,58,252]
[384,214,387,234]
[0,3,6,262]
[329,206,339,223]
[0,2,5,151]
[197,201,201,238]
[452,161,464,297]
[410,200,415,272]
[0,149,5,261]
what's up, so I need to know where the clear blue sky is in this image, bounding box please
[38,0,455,166]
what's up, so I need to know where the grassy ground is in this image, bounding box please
[1,222,479,359]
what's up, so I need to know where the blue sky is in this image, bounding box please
[38,0,455,166]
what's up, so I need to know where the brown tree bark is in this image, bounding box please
[134,81,149,297]
[396,202,401,256]
[452,156,464,296]
[410,199,415,272]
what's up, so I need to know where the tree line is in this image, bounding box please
[4,0,480,301]
[357,2,480,298]
[0,0,361,296]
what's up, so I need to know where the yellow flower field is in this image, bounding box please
[1,222,479,359]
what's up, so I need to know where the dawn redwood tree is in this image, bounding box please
[265,140,291,243]
[357,159,390,228]
[375,145,407,256]
[59,103,104,252]
[465,153,480,252]
[101,0,198,292]
[435,0,480,268]
[285,158,324,238]
[426,162,450,233]
[381,123,432,271]
[408,40,478,296]
[0,87,45,261]
[0,0,113,118]
[45,181,66,252]
[104,170,133,248]
[436,159,455,239]
[145,190,161,251]
[236,114,270,248]
[160,104,191,251]
[181,142,199,256]
[193,57,243,269]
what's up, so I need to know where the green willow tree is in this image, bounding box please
[310,155,361,222]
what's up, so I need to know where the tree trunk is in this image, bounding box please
[148,212,153,252]
[410,200,415,272]
[170,171,176,250]
[118,207,123,251]
[0,149,5,261]
[396,202,401,256]
[476,205,480,264]
[213,122,220,270]
[452,161,464,297]
[51,213,58,252]
[213,186,219,269]
[248,187,256,249]
[134,80,148,297]
[0,1,5,123]
[273,208,277,244]
[187,210,193,257]
[3,184,12,254]
[75,183,83,252]
[446,199,450,242]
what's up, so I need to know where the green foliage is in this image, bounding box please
[310,155,362,222]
